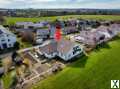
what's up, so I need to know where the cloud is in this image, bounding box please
[0,0,120,9]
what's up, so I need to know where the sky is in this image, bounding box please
[0,0,120,9]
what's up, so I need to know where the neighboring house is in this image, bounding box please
[62,26,78,35]
[16,22,34,29]
[77,20,99,30]
[39,39,83,61]
[109,24,120,35]
[0,25,16,49]
[75,30,106,47]
[75,24,120,47]
[15,28,33,33]
[33,21,49,28]
[35,29,50,44]
[95,25,112,39]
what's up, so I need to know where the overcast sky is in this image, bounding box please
[0,0,120,9]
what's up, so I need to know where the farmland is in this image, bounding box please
[6,15,120,25]
[31,35,120,89]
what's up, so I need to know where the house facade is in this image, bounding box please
[0,25,16,49]
[35,29,50,44]
[57,39,83,61]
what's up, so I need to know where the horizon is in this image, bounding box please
[0,0,120,9]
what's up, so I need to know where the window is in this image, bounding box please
[68,54,71,57]
[9,44,11,47]
[1,39,5,42]
[73,46,81,54]
[8,39,10,42]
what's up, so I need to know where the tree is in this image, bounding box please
[13,42,20,50]
[21,31,34,43]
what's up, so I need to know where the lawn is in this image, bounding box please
[0,71,16,89]
[31,36,120,89]
[6,15,120,25]
[17,37,33,49]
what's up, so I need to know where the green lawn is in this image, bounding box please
[17,38,33,49]
[6,15,120,25]
[32,36,120,89]
[0,71,16,89]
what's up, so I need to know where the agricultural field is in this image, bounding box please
[31,35,120,89]
[6,15,120,25]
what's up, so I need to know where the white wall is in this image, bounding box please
[0,34,16,49]
[58,45,83,61]
[44,52,57,59]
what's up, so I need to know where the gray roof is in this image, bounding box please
[36,29,50,35]
[109,24,120,32]
[39,40,57,54]
[39,39,77,55]
[0,25,15,36]
[15,28,33,32]
[57,39,76,54]
[76,30,105,46]
[97,25,109,33]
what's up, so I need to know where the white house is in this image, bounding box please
[39,39,83,61]
[57,39,83,61]
[0,25,16,49]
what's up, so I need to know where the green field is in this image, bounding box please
[32,36,120,89]
[6,15,120,25]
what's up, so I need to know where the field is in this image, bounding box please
[31,36,120,89]
[6,15,120,25]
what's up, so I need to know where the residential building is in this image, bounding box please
[33,21,49,28]
[62,26,78,35]
[35,29,50,44]
[16,22,34,29]
[39,39,83,61]
[109,24,120,35]
[75,29,108,46]
[39,40,57,59]
[57,39,83,61]
[96,25,112,39]
[0,25,16,49]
